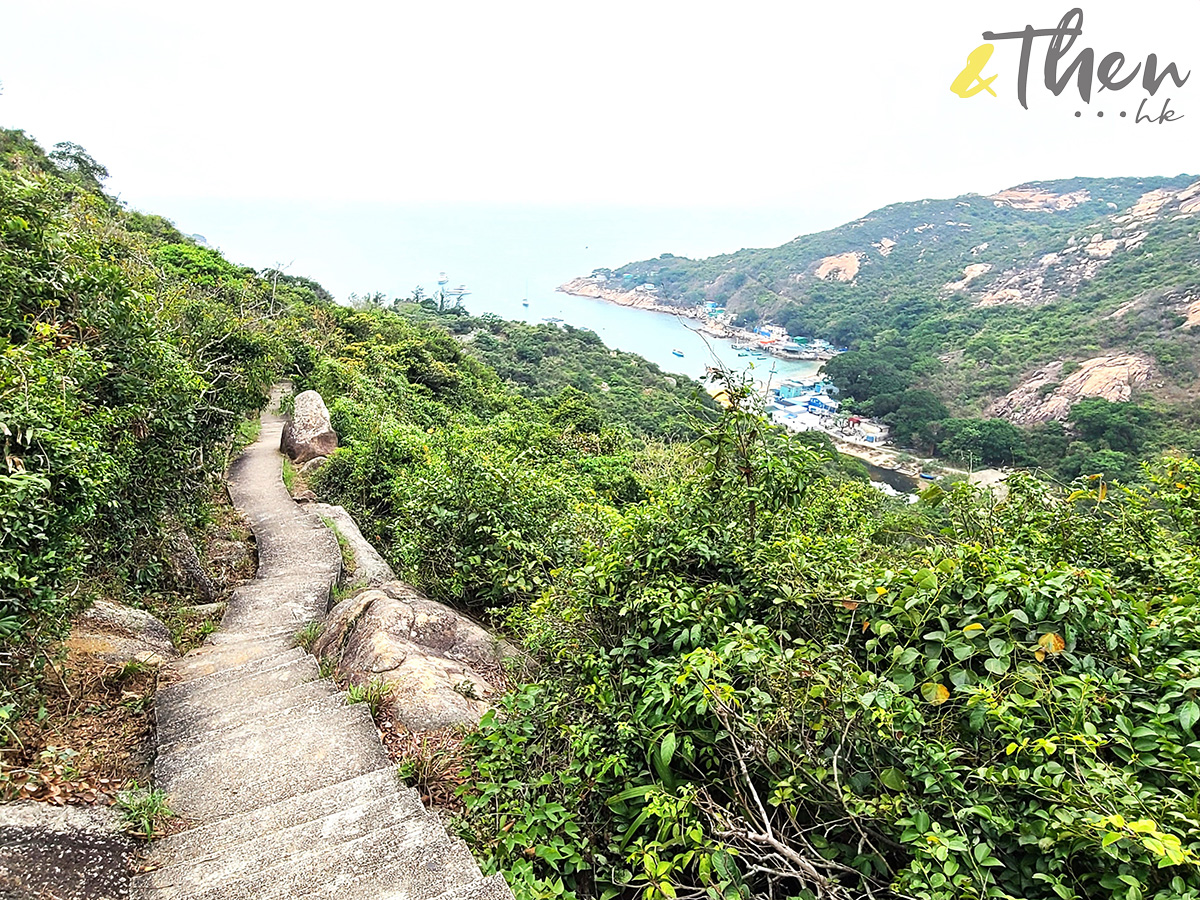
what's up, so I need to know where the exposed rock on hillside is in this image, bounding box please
[1116,188,1176,223]
[987,354,1154,424]
[945,263,992,293]
[313,581,516,732]
[310,502,396,589]
[978,243,1109,307]
[66,599,177,668]
[987,186,1091,211]
[280,390,338,464]
[815,252,862,282]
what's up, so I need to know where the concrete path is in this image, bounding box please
[132,394,511,900]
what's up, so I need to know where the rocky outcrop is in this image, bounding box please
[814,252,862,282]
[558,277,705,319]
[65,600,177,668]
[313,582,514,733]
[280,390,338,464]
[987,186,1091,212]
[944,263,992,293]
[987,354,1154,424]
[310,502,396,589]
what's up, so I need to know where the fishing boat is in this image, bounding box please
[738,351,750,357]
[522,300,529,307]
[672,349,685,358]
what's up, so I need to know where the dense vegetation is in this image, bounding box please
[7,130,1200,900]
[379,301,715,440]
[598,175,1200,477]
[0,130,292,727]
[821,348,1200,482]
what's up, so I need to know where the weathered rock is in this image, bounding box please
[280,390,338,464]
[178,602,228,619]
[164,522,217,601]
[311,503,396,589]
[0,803,134,900]
[66,599,177,667]
[987,353,1154,425]
[299,456,328,475]
[292,489,318,503]
[313,581,513,732]
[207,538,253,576]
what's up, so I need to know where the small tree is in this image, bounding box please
[47,142,109,193]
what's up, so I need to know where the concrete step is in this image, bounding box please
[157,687,347,757]
[145,767,408,869]
[204,625,300,649]
[160,647,306,696]
[156,706,390,824]
[137,823,482,900]
[135,792,436,899]
[167,640,297,680]
[223,573,336,606]
[158,654,320,716]
[156,701,378,785]
[156,679,335,748]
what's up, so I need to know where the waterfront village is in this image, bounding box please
[559,274,903,463]
[691,303,894,451]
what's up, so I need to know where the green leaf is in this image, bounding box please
[606,784,656,807]
[659,732,677,769]
[879,767,907,791]
[1179,701,1200,731]
[984,657,1011,676]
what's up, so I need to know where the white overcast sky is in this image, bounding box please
[2,0,1198,216]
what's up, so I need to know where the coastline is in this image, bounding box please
[558,277,997,489]
[557,277,841,358]
[557,277,711,322]
[832,438,923,476]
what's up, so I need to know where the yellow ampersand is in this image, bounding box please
[951,43,999,98]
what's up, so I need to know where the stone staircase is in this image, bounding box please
[131,397,511,900]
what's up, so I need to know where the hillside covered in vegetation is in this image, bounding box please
[580,175,1200,480]
[7,131,1200,900]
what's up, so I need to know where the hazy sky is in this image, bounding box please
[2,1,1198,295]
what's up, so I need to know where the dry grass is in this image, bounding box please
[380,724,471,814]
[1,654,156,805]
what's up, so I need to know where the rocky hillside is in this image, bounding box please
[569,175,1200,430]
